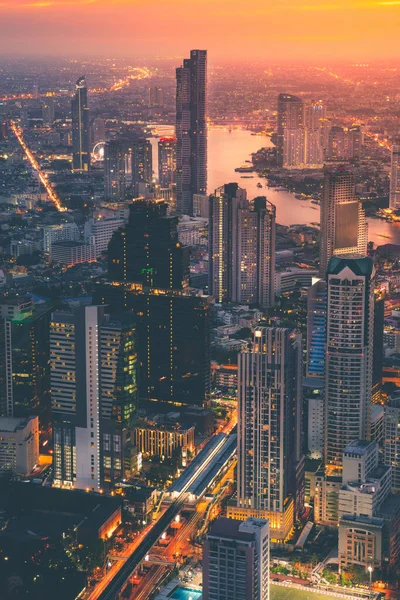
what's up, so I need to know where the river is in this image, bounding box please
[151,127,400,246]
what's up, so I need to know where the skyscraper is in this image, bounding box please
[390,145,400,210]
[306,279,327,379]
[209,184,275,308]
[176,49,207,215]
[203,517,270,600]
[277,94,304,167]
[229,327,303,541]
[158,137,176,187]
[51,306,138,490]
[91,116,106,145]
[130,139,153,196]
[71,76,90,172]
[42,97,55,127]
[104,140,126,201]
[319,165,367,276]
[0,296,51,424]
[149,86,164,107]
[383,392,400,493]
[95,199,211,408]
[324,255,375,475]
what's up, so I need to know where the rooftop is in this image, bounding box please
[0,416,36,433]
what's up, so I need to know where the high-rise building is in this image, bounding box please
[203,517,270,600]
[325,256,375,475]
[130,139,153,196]
[158,137,176,187]
[51,306,138,490]
[390,145,400,210]
[71,76,90,172]
[0,296,51,424]
[42,222,80,253]
[319,165,367,276]
[176,49,207,215]
[96,199,211,408]
[42,97,55,127]
[84,216,125,256]
[306,279,327,378]
[91,116,106,146]
[148,86,164,107]
[277,94,304,167]
[209,184,275,307]
[0,416,39,476]
[229,327,303,541]
[383,392,400,493]
[104,140,126,201]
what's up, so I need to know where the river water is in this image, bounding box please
[151,127,400,246]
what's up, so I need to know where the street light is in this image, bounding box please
[368,565,373,599]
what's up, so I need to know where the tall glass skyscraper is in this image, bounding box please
[176,49,207,215]
[390,144,400,210]
[319,165,367,276]
[71,76,90,172]
[104,139,126,201]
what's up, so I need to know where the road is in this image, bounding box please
[9,119,66,212]
[94,428,237,600]
[132,565,167,600]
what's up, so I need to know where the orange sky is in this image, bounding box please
[0,0,400,61]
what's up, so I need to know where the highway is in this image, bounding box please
[95,429,237,600]
[9,120,66,212]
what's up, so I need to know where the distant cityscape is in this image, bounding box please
[1,49,400,600]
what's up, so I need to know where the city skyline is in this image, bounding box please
[1,0,400,61]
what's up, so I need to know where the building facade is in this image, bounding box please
[158,137,176,187]
[0,416,39,476]
[51,306,138,490]
[71,76,90,172]
[176,49,207,215]
[390,145,400,210]
[104,140,126,201]
[203,517,270,600]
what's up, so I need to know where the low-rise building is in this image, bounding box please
[50,240,95,266]
[0,416,39,475]
[133,421,195,459]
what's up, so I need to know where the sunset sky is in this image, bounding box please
[0,0,400,61]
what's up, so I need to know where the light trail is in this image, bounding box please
[9,119,66,212]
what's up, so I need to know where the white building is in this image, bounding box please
[50,240,95,266]
[42,222,80,253]
[384,393,400,493]
[0,416,39,475]
[275,268,318,296]
[308,396,324,459]
[84,217,124,256]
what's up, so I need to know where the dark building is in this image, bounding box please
[176,49,207,215]
[95,199,212,408]
[130,139,152,196]
[0,296,51,425]
[71,76,90,172]
[108,200,189,289]
[104,139,126,201]
[373,292,385,403]
[158,137,176,187]
[51,306,138,490]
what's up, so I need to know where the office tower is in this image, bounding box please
[203,517,270,600]
[149,86,163,107]
[104,140,126,201]
[327,126,348,160]
[158,137,176,187]
[348,125,363,159]
[96,200,211,408]
[306,279,327,378]
[305,101,327,130]
[71,76,90,172]
[51,306,138,490]
[231,327,303,541]
[209,184,275,308]
[283,128,306,168]
[91,116,105,145]
[176,49,207,215]
[319,165,367,276]
[390,145,400,210]
[42,97,55,127]
[373,292,385,404]
[130,139,153,196]
[108,200,189,289]
[325,256,375,475]
[0,296,51,423]
[384,392,400,493]
[277,93,304,167]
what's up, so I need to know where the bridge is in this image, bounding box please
[95,429,237,600]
